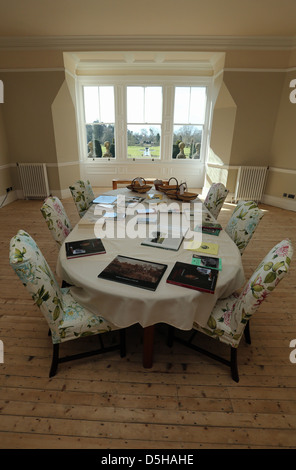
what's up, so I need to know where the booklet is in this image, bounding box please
[136,207,157,214]
[93,195,117,204]
[98,255,167,291]
[201,221,222,231]
[78,216,106,229]
[104,212,126,220]
[191,254,222,271]
[194,225,221,236]
[136,214,158,224]
[185,241,219,255]
[124,196,145,207]
[166,261,219,294]
[201,213,222,230]
[157,205,181,214]
[65,238,106,259]
[146,193,163,202]
[141,227,185,251]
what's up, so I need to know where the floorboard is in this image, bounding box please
[0,187,296,449]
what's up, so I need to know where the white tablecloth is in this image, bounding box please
[56,189,245,329]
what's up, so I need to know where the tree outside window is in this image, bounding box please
[172,87,206,159]
[84,86,115,158]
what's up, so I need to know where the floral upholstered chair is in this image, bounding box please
[40,196,72,247]
[204,183,229,220]
[168,239,293,382]
[9,230,126,377]
[69,180,95,218]
[225,200,264,255]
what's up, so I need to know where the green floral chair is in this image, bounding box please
[225,200,264,255]
[168,238,293,382]
[204,183,229,220]
[9,230,126,377]
[69,180,95,218]
[40,196,72,247]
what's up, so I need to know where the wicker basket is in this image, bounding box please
[126,177,152,193]
[177,191,199,201]
[157,177,179,193]
[166,189,179,200]
[167,182,198,201]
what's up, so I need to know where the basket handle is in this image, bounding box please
[178,182,187,194]
[132,177,146,186]
[168,177,178,186]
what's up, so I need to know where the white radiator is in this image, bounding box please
[234,166,268,203]
[17,163,50,199]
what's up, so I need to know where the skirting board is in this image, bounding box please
[0,189,18,208]
[262,194,296,212]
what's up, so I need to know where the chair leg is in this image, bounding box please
[244,320,251,344]
[167,325,174,347]
[99,335,104,349]
[120,329,126,357]
[61,280,72,288]
[49,343,59,378]
[230,347,239,383]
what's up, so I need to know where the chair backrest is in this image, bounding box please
[204,183,229,219]
[230,238,293,335]
[69,180,95,218]
[40,196,72,247]
[9,230,64,340]
[225,200,264,255]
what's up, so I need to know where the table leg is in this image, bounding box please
[143,325,154,368]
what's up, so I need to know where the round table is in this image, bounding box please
[57,188,245,367]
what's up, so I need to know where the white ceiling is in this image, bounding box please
[0,0,295,38]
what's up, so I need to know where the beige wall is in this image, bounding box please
[52,80,80,164]
[0,106,14,199]
[223,71,285,167]
[0,46,296,209]
[209,82,237,167]
[0,108,9,165]
[207,64,296,206]
[270,71,296,170]
[265,169,296,198]
[0,70,65,193]
[1,71,64,165]
[264,70,296,202]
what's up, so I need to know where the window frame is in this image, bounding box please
[76,75,213,164]
[126,85,163,161]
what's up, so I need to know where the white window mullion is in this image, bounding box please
[161,85,174,162]
[114,84,126,161]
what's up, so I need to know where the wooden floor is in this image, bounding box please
[0,188,296,449]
